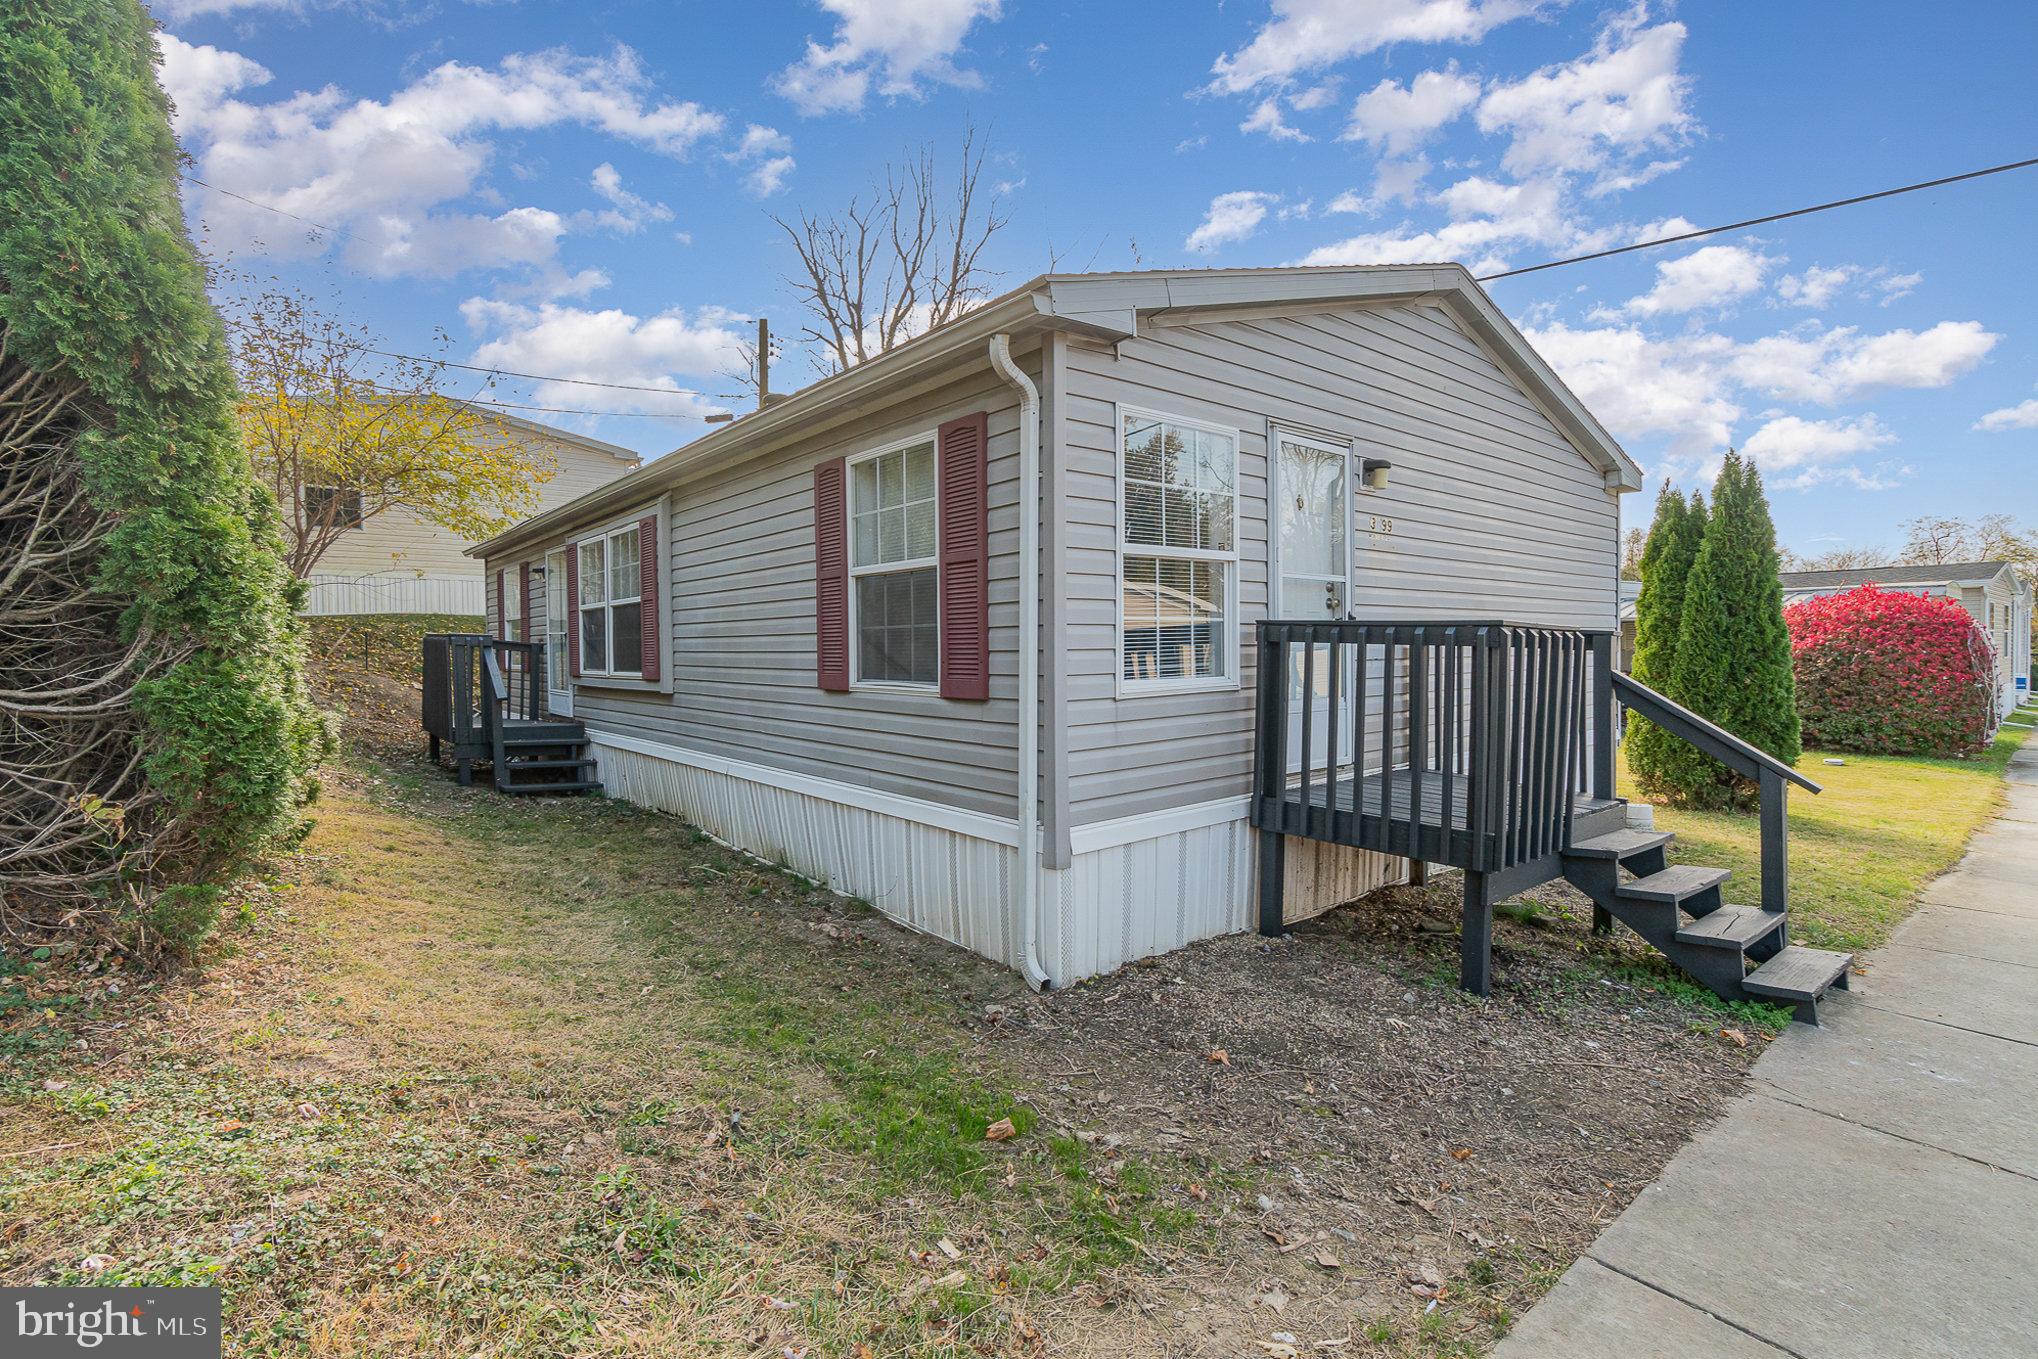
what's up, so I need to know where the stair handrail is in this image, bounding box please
[1610,672,1821,793]
[1610,669,1817,916]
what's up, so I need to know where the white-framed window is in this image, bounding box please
[848,434,939,689]
[502,566,523,640]
[576,523,642,677]
[1117,405,1239,694]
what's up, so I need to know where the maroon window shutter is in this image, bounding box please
[814,458,850,691]
[937,411,990,701]
[494,569,507,639]
[519,562,533,643]
[566,547,582,677]
[637,513,661,681]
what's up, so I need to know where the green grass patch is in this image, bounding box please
[1623,722,2030,952]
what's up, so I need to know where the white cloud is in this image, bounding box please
[1241,97,1311,142]
[460,298,748,421]
[1209,0,1541,93]
[745,156,797,196]
[1289,80,1342,111]
[155,34,273,133]
[1343,66,1481,154]
[1877,270,1923,303]
[1186,191,1280,255]
[1732,321,1998,404]
[1526,320,1740,453]
[1975,399,2038,432]
[161,38,725,280]
[1776,264,1853,309]
[1624,244,1774,316]
[587,163,673,233]
[1474,9,1694,190]
[726,124,796,195]
[1301,174,1577,273]
[1741,414,1897,484]
[773,0,1002,116]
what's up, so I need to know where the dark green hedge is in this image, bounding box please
[1,0,326,945]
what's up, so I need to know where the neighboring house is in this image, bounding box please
[470,264,1644,987]
[1780,561,2035,719]
[1616,576,1641,671]
[302,410,639,616]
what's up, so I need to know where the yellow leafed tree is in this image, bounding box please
[224,284,556,577]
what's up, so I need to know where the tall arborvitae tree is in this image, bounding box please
[1,1,327,950]
[1625,482,1707,796]
[1664,451,1801,807]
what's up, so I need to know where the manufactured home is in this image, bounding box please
[1781,560,2034,720]
[439,266,1850,1022]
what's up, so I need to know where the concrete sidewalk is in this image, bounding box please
[1496,743,2038,1359]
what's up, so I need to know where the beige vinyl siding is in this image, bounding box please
[533,356,1033,819]
[1058,302,1620,827]
[309,423,636,615]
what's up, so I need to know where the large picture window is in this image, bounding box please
[1119,408,1238,691]
[576,524,641,677]
[849,438,939,687]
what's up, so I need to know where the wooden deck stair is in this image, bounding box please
[1560,828,1851,1024]
[491,719,601,796]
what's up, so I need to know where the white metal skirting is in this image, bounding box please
[587,735,1406,985]
[301,573,484,617]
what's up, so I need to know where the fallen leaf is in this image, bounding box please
[217,1119,247,1136]
[1312,1247,1342,1269]
[984,1117,1017,1142]
[1251,1283,1291,1313]
[1253,1343,1299,1359]
[1208,1049,1232,1066]
[936,1237,962,1261]
[1187,1182,1208,1202]
[1450,1147,1474,1161]
[1720,1028,1749,1048]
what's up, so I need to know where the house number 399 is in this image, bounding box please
[1368,515,1395,534]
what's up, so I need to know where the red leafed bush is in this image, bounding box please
[1785,585,1997,756]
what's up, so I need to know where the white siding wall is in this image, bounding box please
[1057,302,1622,828]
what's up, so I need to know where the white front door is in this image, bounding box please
[1277,431,1353,772]
[545,548,573,717]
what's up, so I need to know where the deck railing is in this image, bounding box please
[420,634,546,778]
[1251,621,1615,875]
[1610,670,1819,912]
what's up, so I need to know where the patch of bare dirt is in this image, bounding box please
[1000,881,1757,1354]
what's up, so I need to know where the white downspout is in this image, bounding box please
[988,333,1052,991]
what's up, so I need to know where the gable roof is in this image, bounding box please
[473,407,640,466]
[472,264,1641,560]
[1779,560,2015,591]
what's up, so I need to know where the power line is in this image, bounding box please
[351,345,746,400]
[182,174,346,238]
[1477,155,2038,282]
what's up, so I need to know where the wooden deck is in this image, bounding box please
[1266,766,1622,870]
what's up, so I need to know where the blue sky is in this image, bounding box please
[152,0,2037,556]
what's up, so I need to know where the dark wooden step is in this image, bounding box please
[501,720,586,743]
[502,757,594,771]
[497,778,602,796]
[1566,828,1675,860]
[1676,904,1787,951]
[1617,865,1731,905]
[1743,945,1852,1002]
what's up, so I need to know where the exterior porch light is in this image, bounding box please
[1360,458,1392,491]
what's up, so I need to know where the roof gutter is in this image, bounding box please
[987,333,1052,992]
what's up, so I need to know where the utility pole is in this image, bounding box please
[756,317,770,410]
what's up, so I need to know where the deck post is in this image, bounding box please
[1460,871,1494,996]
[1759,767,1788,914]
[1408,860,1430,887]
[1588,631,1616,803]
[429,733,440,764]
[455,757,472,787]
[1257,828,1287,937]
